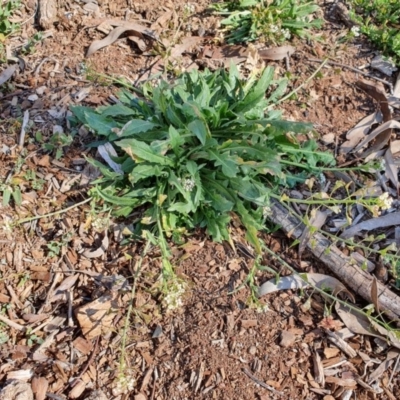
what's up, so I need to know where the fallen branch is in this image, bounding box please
[268,198,400,320]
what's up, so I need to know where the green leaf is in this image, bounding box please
[84,110,118,136]
[2,189,11,206]
[202,173,236,203]
[12,188,22,206]
[234,67,274,113]
[95,187,140,207]
[204,210,231,242]
[118,119,159,137]
[203,188,234,212]
[69,105,94,124]
[167,201,193,214]
[116,138,173,166]
[100,104,138,117]
[235,200,262,254]
[188,119,210,145]
[130,164,165,183]
[207,149,239,178]
[169,126,185,151]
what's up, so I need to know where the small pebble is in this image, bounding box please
[36,86,47,95]
[248,345,257,355]
[321,133,335,145]
[279,330,296,348]
[28,94,39,101]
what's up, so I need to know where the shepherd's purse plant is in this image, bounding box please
[69,66,334,278]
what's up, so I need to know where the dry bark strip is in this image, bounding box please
[268,198,400,320]
[38,0,58,30]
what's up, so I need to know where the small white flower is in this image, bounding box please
[182,178,195,192]
[281,28,291,40]
[351,26,360,37]
[270,25,279,33]
[164,280,187,310]
[112,373,135,396]
[184,3,195,14]
[378,192,393,210]
[262,206,272,218]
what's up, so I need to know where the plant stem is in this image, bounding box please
[274,58,328,105]
[16,197,92,225]
[270,193,357,205]
[119,239,151,373]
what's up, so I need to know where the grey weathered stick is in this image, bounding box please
[268,198,400,320]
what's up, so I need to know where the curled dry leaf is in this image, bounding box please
[0,65,18,85]
[384,145,399,190]
[340,212,400,239]
[86,23,159,57]
[367,350,400,384]
[49,275,79,303]
[82,233,109,258]
[370,277,379,314]
[298,209,331,257]
[258,45,295,61]
[340,112,382,154]
[98,143,123,174]
[353,120,400,156]
[258,273,355,302]
[335,302,400,350]
[356,80,391,122]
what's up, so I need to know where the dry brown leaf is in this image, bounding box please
[353,80,395,157]
[86,23,159,57]
[31,377,48,400]
[258,45,295,61]
[49,274,78,303]
[371,277,379,314]
[200,44,248,67]
[170,37,203,58]
[75,293,118,339]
